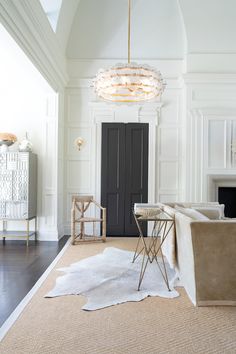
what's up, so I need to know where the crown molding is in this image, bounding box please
[185,53,236,74]
[183,73,236,85]
[0,0,68,90]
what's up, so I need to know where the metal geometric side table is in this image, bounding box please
[133,210,174,291]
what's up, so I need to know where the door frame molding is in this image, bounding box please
[90,102,163,229]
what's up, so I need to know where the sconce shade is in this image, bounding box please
[74,137,84,151]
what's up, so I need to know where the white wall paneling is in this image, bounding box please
[67,160,91,190]
[57,91,65,238]
[39,94,59,241]
[207,175,236,202]
[187,109,236,201]
[156,88,184,203]
[64,77,184,233]
[206,119,227,169]
[159,161,178,190]
[0,23,60,240]
[159,194,179,203]
[184,74,236,202]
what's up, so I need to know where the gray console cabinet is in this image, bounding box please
[0,152,37,245]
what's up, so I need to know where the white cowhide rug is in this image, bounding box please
[45,247,179,310]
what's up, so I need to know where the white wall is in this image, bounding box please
[179,0,236,54]
[0,23,60,240]
[179,0,236,72]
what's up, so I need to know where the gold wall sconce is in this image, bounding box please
[74,137,84,151]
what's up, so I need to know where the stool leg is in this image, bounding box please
[3,220,6,244]
[102,208,106,242]
[80,222,84,240]
[71,208,75,245]
[26,220,29,247]
[35,217,37,242]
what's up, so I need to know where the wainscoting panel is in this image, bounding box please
[159,161,178,190]
[159,127,179,158]
[207,119,227,169]
[192,88,236,102]
[159,194,178,203]
[67,161,91,191]
[44,194,56,227]
[160,90,180,124]
[67,89,92,124]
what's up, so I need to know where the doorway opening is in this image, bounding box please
[101,123,148,236]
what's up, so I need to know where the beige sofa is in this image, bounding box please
[162,203,236,306]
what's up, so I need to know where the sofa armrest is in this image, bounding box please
[190,221,236,305]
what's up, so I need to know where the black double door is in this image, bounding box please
[101,123,148,236]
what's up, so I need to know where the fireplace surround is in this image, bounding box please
[207,175,236,217]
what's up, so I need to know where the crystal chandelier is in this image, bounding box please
[93,0,166,103]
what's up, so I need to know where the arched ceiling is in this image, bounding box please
[55,0,80,52]
[66,0,185,59]
[4,0,235,85]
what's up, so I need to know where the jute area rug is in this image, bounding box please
[0,237,236,354]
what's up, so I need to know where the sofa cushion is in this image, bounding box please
[175,206,209,220]
[162,205,176,218]
[191,204,225,219]
[192,207,221,220]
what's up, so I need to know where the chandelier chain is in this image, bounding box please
[128,0,131,63]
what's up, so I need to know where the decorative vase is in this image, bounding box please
[0,132,17,153]
[18,132,33,152]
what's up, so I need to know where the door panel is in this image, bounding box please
[125,124,148,235]
[101,124,125,235]
[101,123,148,236]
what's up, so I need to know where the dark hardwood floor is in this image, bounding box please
[0,236,69,327]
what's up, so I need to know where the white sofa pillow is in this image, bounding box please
[190,204,225,219]
[191,207,221,220]
[175,205,209,220]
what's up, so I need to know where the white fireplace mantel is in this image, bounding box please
[207,174,236,202]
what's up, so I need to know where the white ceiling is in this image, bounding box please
[44,0,236,59]
[179,0,236,54]
[66,0,184,59]
[39,0,62,14]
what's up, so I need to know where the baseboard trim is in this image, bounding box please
[0,238,71,342]
[197,300,236,306]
